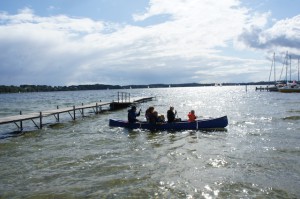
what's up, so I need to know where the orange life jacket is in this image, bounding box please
[188,112,197,122]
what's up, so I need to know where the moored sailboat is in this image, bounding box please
[278,81,300,93]
[278,55,300,93]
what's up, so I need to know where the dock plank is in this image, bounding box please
[0,113,40,125]
[0,102,111,125]
[77,102,111,109]
[42,107,74,116]
[131,96,154,103]
[41,102,111,116]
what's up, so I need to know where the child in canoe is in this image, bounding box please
[188,110,197,122]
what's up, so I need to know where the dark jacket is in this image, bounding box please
[128,109,140,123]
[148,113,157,124]
[167,110,175,122]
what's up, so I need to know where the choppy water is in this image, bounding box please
[0,86,299,198]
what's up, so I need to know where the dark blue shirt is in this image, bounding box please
[128,109,140,123]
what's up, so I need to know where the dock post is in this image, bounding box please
[20,111,23,131]
[73,106,76,120]
[39,112,42,129]
[111,100,114,110]
[96,103,98,114]
[57,106,60,122]
[82,103,84,117]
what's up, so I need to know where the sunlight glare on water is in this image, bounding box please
[0,86,299,198]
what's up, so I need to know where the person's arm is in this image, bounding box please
[136,109,141,117]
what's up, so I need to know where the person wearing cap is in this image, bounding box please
[128,106,141,123]
[167,106,181,123]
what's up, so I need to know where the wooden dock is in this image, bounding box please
[255,86,278,92]
[0,93,154,132]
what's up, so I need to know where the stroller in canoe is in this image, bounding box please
[109,115,228,131]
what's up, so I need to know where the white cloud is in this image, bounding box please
[47,5,60,12]
[0,2,286,86]
[238,14,300,58]
[133,0,249,53]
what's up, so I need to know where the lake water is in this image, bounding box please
[0,86,299,198]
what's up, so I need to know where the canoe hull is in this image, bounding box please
[109,116,228,130]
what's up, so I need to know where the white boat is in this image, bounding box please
[278,53,300,93]
[278,81,300,93]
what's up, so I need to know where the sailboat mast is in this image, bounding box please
[286,52,288,84]
[298,58,299,83]
[274,52,276,82]
[269,53,274,82]
[290,55,292,82]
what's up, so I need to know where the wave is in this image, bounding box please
[287,110,300,113]
[282,116,300,120]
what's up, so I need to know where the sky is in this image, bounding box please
[0,0,300,86]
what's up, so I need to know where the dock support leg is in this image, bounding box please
[20,111,23,131]
[82,103,84,117]
[73,106,76,120]
[57,106,60,122]
[40,112,43,129]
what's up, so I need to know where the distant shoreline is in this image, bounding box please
[0,81,285,94]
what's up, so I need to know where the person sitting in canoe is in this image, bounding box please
[149,111,165,124]
[167,106,181,123]
[128,106,141,123]
[188,110,197,122]
[145,106,154,122]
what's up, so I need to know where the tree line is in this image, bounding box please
[0,81,277,94]
[0,84,122,93]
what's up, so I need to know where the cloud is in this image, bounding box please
[47,6,60,12]
[238,15,300,59]
[0,2,281,86]
[133,0,249,52]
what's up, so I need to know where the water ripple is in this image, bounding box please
[282,116,300,120]
[0,88,300,198]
